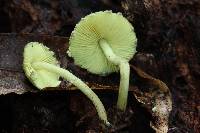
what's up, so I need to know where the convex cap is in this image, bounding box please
[68,11,137,75]
[23,42,61,89]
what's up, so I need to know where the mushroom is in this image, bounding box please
[68,11,137,111]
[23,42,110,126]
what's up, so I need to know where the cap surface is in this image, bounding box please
[68,11,137,75]
[23,42,61,89]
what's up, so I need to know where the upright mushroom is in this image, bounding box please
[23,42,110,125]
[68,11,137,111]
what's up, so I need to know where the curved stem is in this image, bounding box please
[99,39,130,111]
[33,62,110,126]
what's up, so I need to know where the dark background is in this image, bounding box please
[0,0,200,132]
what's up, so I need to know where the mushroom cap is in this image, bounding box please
[23,42,61,89]
[68,11,137,75]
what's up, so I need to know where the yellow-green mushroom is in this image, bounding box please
[68,11,137,111]
[23,42,110,126]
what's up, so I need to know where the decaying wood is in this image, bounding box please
[131,65,172,133]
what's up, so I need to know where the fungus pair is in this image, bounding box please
[23,11,137,126]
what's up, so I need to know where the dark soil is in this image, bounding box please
[0,91,155,133]
[0,0,200,133]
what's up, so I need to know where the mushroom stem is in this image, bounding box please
[32,62,110,126]
[99,39,130,111]
[117,61,130,111]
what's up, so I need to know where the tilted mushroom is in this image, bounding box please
[23,42,110,126]
[68,11,137,111]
